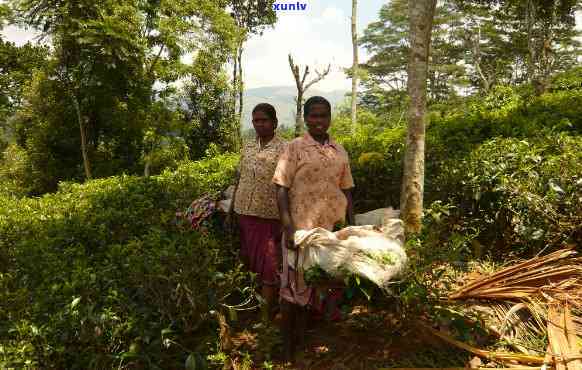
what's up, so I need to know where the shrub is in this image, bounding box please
[331,68,582,261]
[431,134,582,257]
[0,153,248,369]
[332,115,405,211]
[0,144,35,198]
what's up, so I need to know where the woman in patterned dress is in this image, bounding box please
[273,96,355,357]
[230,103,287,314]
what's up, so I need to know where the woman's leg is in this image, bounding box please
[261,284,279,319]
[295,305,307,347]
[281,300,296,362]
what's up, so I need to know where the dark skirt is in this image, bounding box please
[238,214,282,286]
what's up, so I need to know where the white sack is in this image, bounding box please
[289,220,407,290]
[354,207,400,227]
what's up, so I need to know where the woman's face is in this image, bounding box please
[252,110,276,138]
[305,104,331,137]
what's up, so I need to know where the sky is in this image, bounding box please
[1,1,581,92]
[242,0,386,91]
[0,0,386,92]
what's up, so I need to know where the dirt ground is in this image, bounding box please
[228,303,469,370]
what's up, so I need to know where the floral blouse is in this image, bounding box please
[234,136,287,220]
[272,133,354,231]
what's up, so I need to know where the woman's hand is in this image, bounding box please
[276,185,297,251]
[342,188,355,226]
[284,224,297,250]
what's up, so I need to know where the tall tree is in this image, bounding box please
[360,0,465,111]
[7,0,238,191]
[513,0,581,92]
[361,0,581,104]
[228,0,276,142]
[455,0,581,93]
[288,54,331,137]
[182,45,239,159]
[400,0,437,234]
[0,39,48,145]
[351,0,359,128]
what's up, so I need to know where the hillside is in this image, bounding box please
[242,86,349,128]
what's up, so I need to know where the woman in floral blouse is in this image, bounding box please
[231,103,287,315]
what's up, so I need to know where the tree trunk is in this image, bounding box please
[238,45,244,122]
[400,0,437,235]
[295,91,303,137]
[472,26,491,93]
[351,0,358,129]
[144,158,151,177]
[233,46,239,107]
[231,42,242,151]
[536,5,557,95]
[72,95,92,181]
[525,0,537,83]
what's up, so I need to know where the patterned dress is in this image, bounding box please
[272,133,354,305]
[273,133,354,230]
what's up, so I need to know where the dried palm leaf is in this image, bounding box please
[447,248,582,370]
[378,368,543,370]
[565,306,582,370]
[547,304,582,370]
[449,249,582,302]
[418,321,546,366]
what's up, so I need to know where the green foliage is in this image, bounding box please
[0,154,248,368]
[332,68,582,260]
[434,134,582,256]
[361,0,581,106]
[0,144,34,198]
[3,0,241,193]
[0,39,48,138]
[331,109,405,211]
[228,0,277,38]
[182,47,240,159]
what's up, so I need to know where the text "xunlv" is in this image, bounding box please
[273,2,308,11]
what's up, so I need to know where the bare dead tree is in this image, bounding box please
[288,54,331,137]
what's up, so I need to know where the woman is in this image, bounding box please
[231,103,287,315]
[272,96,354,357]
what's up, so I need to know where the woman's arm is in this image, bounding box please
[277,185,297,250]
[342,188,354,226]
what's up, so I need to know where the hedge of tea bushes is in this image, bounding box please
[0,153,248,369]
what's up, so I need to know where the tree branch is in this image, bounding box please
[305,64,331,91]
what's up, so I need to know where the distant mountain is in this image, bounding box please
[242,86,349,128]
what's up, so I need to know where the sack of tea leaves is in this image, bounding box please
[289,222,407,290]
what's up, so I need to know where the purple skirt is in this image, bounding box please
[238,215,282,286]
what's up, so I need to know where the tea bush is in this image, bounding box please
[0,153,248,369]
[332,115,406,211]
[333,68,582,258]
[431,134,582,257]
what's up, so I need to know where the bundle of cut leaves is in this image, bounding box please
[430,248,582,370]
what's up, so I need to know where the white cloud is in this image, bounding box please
[316,6,346,24]
[0,25,42,45]
[243,5,355,92]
